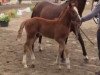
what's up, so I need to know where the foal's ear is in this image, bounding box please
[69,0,77,7]
[68,2,72,8]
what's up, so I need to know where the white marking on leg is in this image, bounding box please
[22,54,27,68]
[66,57,70,69]
[73,6,81,20]
[51,53,59,66]
[52,55,58,65]
[55,55,58,64]
[84,55,89,60]
[38,43,42,51]
[31,52,35,65]
[85,56,89,59]
[31,52,35,60]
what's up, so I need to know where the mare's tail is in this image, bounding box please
[16,22,25,41]
[31,3,38,18]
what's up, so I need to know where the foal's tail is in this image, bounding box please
[16,22,25,41]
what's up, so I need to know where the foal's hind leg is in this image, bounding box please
[73,31,89,62]
[22,37,36,68]
[30,37,38,68]
[22,39,32,68]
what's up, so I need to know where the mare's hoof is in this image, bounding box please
[95,71,100,75]
[84,56,89,63]
[30,64,35,68]
[39,49,42,52]
[58,65,62,70]
[84,58,89,63]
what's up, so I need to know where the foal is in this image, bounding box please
[17,2,81,69]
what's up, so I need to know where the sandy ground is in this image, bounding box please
[0,8,100,75]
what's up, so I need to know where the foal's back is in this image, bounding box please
[25,17,69,39]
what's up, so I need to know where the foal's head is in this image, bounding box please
[59,0,81,26]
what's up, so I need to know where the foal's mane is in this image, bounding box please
[58,2,73,22]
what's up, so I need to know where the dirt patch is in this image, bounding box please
[0,4,33,13]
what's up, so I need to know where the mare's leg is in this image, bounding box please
[38,35,42,51]
[97,28,100,60]
[73,31,88,62]
[32,34,42,52]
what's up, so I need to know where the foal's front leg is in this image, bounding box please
[64,48,70,70]
[57,41,70,70]
[30,37,38,67]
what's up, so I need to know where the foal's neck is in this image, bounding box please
[58,6,71,26]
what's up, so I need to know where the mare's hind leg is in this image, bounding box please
[73,31,89,62]
[32,34,42,52]
[38,35,42,51]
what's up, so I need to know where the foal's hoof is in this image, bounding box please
[50,61,58,66]
[39,49,42,52]
[61,59,66,64]
[67,68,71,72]
[58,65,62,70]
[24,65,28,68]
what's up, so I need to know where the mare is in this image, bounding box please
[31,0,88,61]
[17,1,81,69]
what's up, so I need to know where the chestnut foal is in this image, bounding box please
[17,2,81,69]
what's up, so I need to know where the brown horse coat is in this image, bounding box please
[17,2,81,69]
[31,0,89,62]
